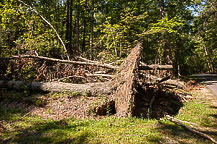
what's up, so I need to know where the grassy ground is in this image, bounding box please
[0,86,216,144]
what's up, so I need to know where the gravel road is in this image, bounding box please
[195,74,217,97]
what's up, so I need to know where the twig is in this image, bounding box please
[157,76,170,83]
[85,73,114,78]
[166,115,217,144]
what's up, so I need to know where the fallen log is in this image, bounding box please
[139,62,173,70]
[166,115,217,144]
[0,80,113,96]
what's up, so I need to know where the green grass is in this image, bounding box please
[0,89,216,144]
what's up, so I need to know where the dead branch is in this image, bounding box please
[158,76,170,83]
[85,73,114,78]
[166,115,217,144]
[51,75,85,82]
[4,55,118,69]
[163,79,186,89]
[139,62,173,70]
[78,56,97,63]
[18,0,69,60]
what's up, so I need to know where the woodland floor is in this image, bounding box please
[0,83,217,143]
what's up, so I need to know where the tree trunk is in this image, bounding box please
[65,0,73,56]
[113,42,142,117]
[159,0,165,19]
[76,0,80,53]
[0,80,112,96]
[159,0,172,64]
[69,0,73,55]
[90,1,94,59]
[65,0,70,53]
[82,1,87,53]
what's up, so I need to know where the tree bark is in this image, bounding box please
[112,42,143,117]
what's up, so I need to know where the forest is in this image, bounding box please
[0,0,217,143]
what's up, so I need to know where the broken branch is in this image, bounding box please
[85,73,114,78]
[139,62,173,70]
[18,0,69,60]
[166,115,217,144]
[3,55,118,69]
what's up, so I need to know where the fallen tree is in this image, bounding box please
[0,42,189,118]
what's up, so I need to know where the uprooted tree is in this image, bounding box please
[0,42,189,118]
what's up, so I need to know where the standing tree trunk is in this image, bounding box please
[65,0,73,56]
[65,0,70,53]
[76,0,80,53]
[89,1,94,60]
[159,0,165,19]
[69,0,73,55]
[82,0,87,53]
[159,0,172,64]
[204,46,214,73]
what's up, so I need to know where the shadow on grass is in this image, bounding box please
[200,115,217,129]
[1,117,93,144]
[0,88,95,144]
[210,106,217,109]
[156,120,217,144]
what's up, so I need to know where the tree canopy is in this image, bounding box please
[0,0,216,78]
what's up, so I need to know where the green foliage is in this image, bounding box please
[143,16,184,36]
[0,0,216,79]
[97,8,148,62]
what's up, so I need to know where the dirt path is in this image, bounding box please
[195,74,217,97]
